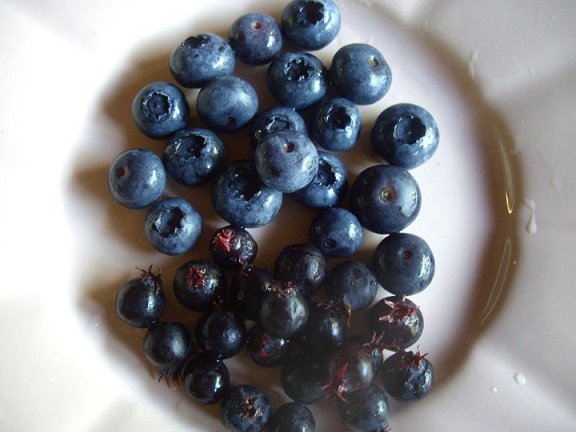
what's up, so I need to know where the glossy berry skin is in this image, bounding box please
[281,353,329,404]
[182,353,230,404]
[281,0,341,50]
[220,385,272,432]
[195,309,247,359]
[274,243,326,298]
[250,106,307,149]
[197,76,258,132]
[349,164,421,234]
[336,384,390,432]
[329,43,392,105]
[228,12,283,65]
[267,402,315,432]
[143,321,192,377]
[326,340,375,399]
[169,33,235,88]
[309,207,363,257]
[245,323,290,368]
[296,301,347,355]
[162,128,225,186]
[255,130,319,193]
[267,52,329,109]
[322,260,378,311]
[173,259,224,311]
[309,97,362,151]
[292,151,348,209]
[209,225,258,270]
[372,103,439,169]
[226,266,276,321]
[131,82,189,139]
[372,233,435,296]
[211,160,283,228]
[381,350,434,401]
[259,282,309,338]
[115,267,164,328]
[144,197,202,255]
[368,296,424,350]
[108,148,166,209]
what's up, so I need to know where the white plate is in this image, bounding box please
[1,0,575,431]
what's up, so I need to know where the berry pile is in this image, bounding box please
[110,0,439,430]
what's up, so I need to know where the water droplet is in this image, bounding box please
[514,372,526,385]
[523,199,537,234]
[490,386,499,393]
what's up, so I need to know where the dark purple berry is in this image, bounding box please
[195,309,247,359]
[210,225,258,270]
[182,353,230,404]
[259,282,309,338]
[173,259,224,311]
[220,385,272,432]
[381,350,434,401]
[245,323,291,368]
[143,321,192,378]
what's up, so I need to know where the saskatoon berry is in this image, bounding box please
[115,266,165,328]
[267,402,316,432]
[381,350,434,401]
[259,282,309,339]
[173,259,224,311]
[226,266,276,321]
[281,353,330,404]
[182,353,230,404]
[245,323,291,368]
[325,340,375,399]
[295,301,348,356]
[195,309,247,359]
[368,296,424,351]
[209,224,258,270]
[274,243,326,298]
[322,260,378,311]
[335,384,390,432]
[143,321,192,378]
[220,385,272,432]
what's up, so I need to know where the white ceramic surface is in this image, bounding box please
[0,0,575,431]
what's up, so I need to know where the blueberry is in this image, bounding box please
[309,207,363,257]
[309,97,362,151]
[245,323,291,368]
[169,33,235,88]
[143,197,202,255]
[209,225,258,270]
[381,350,434,401]
[220,385,272,432]
[368,296,424,350]
[372,103,439,169]
[162,127,225,186]
[173,259,224,311]
[274,243,326,298]
[322,260,378,311]
[131,81,189,138]
[255,130,319,193]
[195,309,247,359]
[295,301,347,356]
[292,151,348,209]
[281,353,330,404]
[259,282,309,338]
[250,106,307,149]
[349,164,421,234]
[228,12,283,65]
[115,267,165,328]
[211,160,283,228]
[326,340,375,399]
[182,353,230,404]
[372,232,435,296]
[335,384,390,432]
[143,321,192,378]
[329,43,392,105]
[267,51,329,109]
[281,0,341,50]
[267,402,316,432]
[197,76,259,132]
[108,148,166,209]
